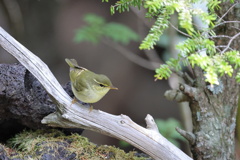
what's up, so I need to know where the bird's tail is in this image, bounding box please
[65,58,84,69]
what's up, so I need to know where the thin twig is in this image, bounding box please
[215,45,234,52]
[217,2,240,23]
[209,35,232,39]
[230,26,240,31]
[216,45,234,52]
[169,22,191,37]
[215,21,240,28]
[221,32,240,54]
[176,127,195,145]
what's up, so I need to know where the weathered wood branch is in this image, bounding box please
[0,27,192,160]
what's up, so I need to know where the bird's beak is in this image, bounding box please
[109,85,118,90]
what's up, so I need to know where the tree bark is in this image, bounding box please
[185,69,239,160]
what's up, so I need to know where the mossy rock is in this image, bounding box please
[0,129,152,160]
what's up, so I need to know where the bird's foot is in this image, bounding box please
[70,98,93,112]
[70,97,77,107]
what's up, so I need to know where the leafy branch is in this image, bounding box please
[105,0,240,85]
[74,13,139,44]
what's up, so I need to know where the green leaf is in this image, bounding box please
[74,26,103,44]
[74,14,139,45]
[217,61,233,77]
[166,58,182,71]
[84,14,105,26]
[140,12,170,50]
[188,54,212,69]
[224,51,240,69]
[155,64,172,80]
[204,67,219,85]
[104,23,139,44]
[111,0,143,14]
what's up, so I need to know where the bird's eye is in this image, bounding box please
[99,83,106,87]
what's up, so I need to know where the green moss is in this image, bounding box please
[6,129,151,160]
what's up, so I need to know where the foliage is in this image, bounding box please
[155,118,185,148]
[74,13,139,45]
[139,11,170,50]
[103,0,240,85]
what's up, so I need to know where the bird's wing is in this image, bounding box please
[72,76,88,92]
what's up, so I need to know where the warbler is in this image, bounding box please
[65,58,118,105]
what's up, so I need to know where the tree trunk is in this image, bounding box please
[185,1,240,159]
[187,68,239,159]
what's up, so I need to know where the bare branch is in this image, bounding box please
[221,32,240,54]
[209,35,232,39]
[0,27,192,160]
[217,2,240,23]
[176,127,195,145]
[215,45,234,52]
[214,21,240,28]
[169,22,191,38]
[230,26,240,31]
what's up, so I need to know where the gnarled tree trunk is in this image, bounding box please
[181,1,240,159]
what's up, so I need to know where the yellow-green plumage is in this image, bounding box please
[65,58,117,103]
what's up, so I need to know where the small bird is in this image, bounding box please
[65,58,118,106]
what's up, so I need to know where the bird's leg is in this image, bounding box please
[89,105,93,113]
[70,98,93,112]
[70,97,77,107]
